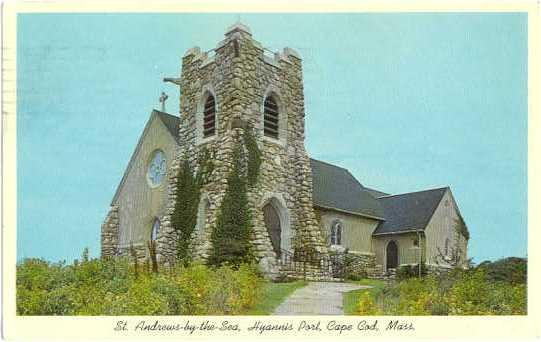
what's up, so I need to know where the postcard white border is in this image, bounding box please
[2,0,539,340]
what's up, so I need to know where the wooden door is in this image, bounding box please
[263,203,281,257]
[386,240,399,270]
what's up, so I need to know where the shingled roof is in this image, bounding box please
[364,187,389,198]
[310,159,385,220]
[155,110,180,139]
[373,187,448,235]
[118,111,415,224]
[111,110,180,204]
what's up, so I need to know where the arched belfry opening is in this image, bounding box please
[263,95,279,139]
[386,240,399,270]
[261,195,290,258]
[203,92,216,138]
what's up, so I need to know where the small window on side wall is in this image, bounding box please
[151,218,160,241]
[263,95,279,139]
[330,221,342,245]
[203,94,216,138]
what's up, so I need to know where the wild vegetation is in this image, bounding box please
[17,250,277,316]
[347,257,527,315]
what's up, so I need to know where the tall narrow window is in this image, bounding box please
[444,238,450,256]
[330,221,342,245]
[151,218,160,241]
[263,95,279,139]
[203,94,216,138]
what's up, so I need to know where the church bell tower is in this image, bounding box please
[156,23,328,277]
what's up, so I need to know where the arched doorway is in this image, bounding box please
[386,240,399,270]
[263,203,281,257]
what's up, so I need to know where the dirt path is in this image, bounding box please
[272,281,370,315]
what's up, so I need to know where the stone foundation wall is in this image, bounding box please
[426,264,453,276]
[100,205,119,257]
[345,251,385,280]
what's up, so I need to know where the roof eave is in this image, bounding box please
[372,228,425,236]
[110,110,177,205]
[314,204,385,221]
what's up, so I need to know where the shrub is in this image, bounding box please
[171,159,200,262]
[110,276,170,315]
[208,145,253,267]
[17,252,263,316]
[476,257,526,285]
[356,291,380,315]
[355,263,526,316]
[396,263,427,281]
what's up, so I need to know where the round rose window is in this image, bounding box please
[147,150,166,187]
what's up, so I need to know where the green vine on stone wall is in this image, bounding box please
[208,144,254,267]
[196,147,215,186]
[173,126,260,266]
[243,125,262,187]
[171,148,214,264]
[171,160,200,263]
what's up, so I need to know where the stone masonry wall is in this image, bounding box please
[155,24,328,278]
[100,205,119,257]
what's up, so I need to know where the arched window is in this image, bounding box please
[147,150,166,188]
[150,218,160,241]
[203,94,216,138]
[330,221,342,245]
[386,240,399,269]
[263,95,279,139]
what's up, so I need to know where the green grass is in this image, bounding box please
[343,279,385,315]
[244,280,307,315]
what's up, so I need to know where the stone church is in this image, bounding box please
[101,23,469,279]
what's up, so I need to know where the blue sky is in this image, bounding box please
[17,13,527,264]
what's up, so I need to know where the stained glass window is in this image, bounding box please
[330,221,342,245]
[147,150,166,187]
[151,218,160,241]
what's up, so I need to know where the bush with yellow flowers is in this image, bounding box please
[16,249,262,316]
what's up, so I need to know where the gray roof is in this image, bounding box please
[155,110,180,139]
[131,113,385,220]
[373,187,448,235]
[363,187,389,198]
[115,111,449,230]
[111,110,180,204]
[310,159,385,220]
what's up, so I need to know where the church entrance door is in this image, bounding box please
[263,203,281,258]
[386,240,399,270]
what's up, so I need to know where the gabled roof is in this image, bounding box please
[155,111,180,139]
[363,187,389,198]
[310,159,385,220]
[373,187,448,235]
[111,110,179,205]
[112,111,453,232]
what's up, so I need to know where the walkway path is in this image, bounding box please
[272,282,371,315]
